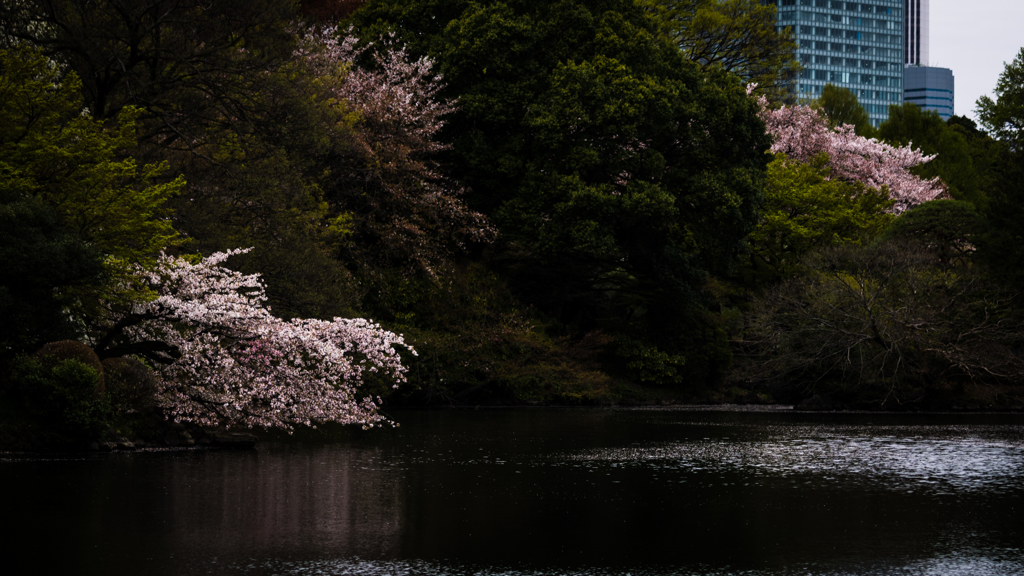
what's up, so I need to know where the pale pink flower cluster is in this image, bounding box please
[300,28,455,156]
[297,27,495,274]
[125,249,414,431]
[760,102,945,212]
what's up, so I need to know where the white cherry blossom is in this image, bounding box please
[759,101,945,212]
[122,249,413,431]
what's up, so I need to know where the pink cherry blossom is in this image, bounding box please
[759,101,945,212]
[297,27,495,275]
[122,249,413,431]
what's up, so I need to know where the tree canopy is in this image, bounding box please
[350,0,773,384]
[761,102,944,212]
[0,0,299,127]
[0,48,184,268]
[642,0,800,104]
[977,47,1024,151]
[974,49,1024,285]
[813,83,875,137]
[745,154,893,284]
[878,103,985,208]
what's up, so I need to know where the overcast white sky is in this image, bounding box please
[929,0,1024,119]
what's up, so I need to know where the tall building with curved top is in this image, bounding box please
[905,0,929,66]
[770,0,905,127]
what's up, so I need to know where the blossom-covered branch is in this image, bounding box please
[115,249,413,430]
[298,27,495,276]
[759,101,945,212]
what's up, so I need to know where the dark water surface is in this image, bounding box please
[4,407,1024,575]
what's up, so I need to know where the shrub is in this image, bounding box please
[10,355,110,441]
[34,341,104,393]
[102,357,158,415]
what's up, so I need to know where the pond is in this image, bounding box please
[4,407,1024,575]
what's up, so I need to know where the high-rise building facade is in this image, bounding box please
[903,1,953,121]
[771,0,905,126]
[904,65,954,119]
[904,0,929,66]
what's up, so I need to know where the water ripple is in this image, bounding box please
[559,425,1024,493]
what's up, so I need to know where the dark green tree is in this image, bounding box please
[642,0,801,104]
[977,47,1024,151]
[0,191,104,355]
[946,114,1007,206]
[973,50,1024,285]
[0,0,300,127]
[879,103,985,208]
[351,0,773,385]
[813,84,875,137]
[881,199,989,269]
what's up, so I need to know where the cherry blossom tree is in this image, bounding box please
[759,100,946,212]
[95,249,413,430]
[298,27,495,277]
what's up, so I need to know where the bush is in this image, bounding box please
[35,340,104,392]
[102,357,158,415]
[10,355,110,442]
[742,240,1024,405]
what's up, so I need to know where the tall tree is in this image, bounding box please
[351,0,773,385]
[975,49,1024,285]
[813,83,875,137]
[977,47,1024,151]
[947,114,1006,202]
[878,104,986,208]
[0,0,299,128]
[761,102,945,212]
[0,48,184,294]
[642,0,800,104]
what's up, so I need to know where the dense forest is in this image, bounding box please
[2,0,1023,447]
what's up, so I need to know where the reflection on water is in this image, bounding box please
[224,553,1024,576]
[564,425,1024,493]
[3,408,1023,576]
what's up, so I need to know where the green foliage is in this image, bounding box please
[102,357,158,416]
[744,154,893,284]
[0,0,301,122]
[0,47,185,288]
[616,336,688,385]
[813,84,875,137]
[979,150,1024,286]
[354,0,772,386]
[882,199,989,268]
[744,241,1024,404]
[8,355,110,442]
[976,47,1024,151]
[879,103,986,207]
[0,192,105,354]
[35,341,104,381]
[971,54,1024,287]
[946,115,1006,205]
[641,0,800,104]
[361,262,623,405]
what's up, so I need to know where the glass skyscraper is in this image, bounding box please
[770,0,905,126]
[905,0,929,66]
[904,65,954,119]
